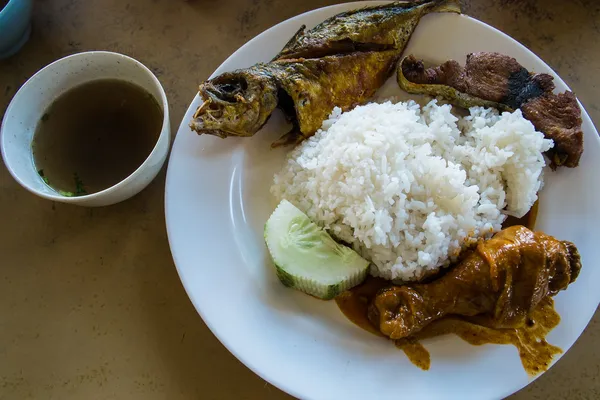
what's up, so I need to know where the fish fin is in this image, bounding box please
[426,0,462,14]
[271,127,303,148]
[274,25,307,61]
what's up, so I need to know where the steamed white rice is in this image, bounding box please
[271,100,553,281]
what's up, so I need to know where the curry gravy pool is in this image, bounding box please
[32,79,163,196]
[335,202,563,375]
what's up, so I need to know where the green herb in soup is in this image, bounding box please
[32,79,163,196]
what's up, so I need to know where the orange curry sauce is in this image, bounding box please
[335,201,562,375]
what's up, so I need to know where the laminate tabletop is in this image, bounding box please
[1,1,598,398]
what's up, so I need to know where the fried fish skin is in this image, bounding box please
[190,0,461,139]
[191,66,279,138]
[271,50,400,135]
[274,0,461,61]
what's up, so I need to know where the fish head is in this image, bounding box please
[190,69,279,138]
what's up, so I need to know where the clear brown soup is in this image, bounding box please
[0,1,9,12]
[33,79,163,196]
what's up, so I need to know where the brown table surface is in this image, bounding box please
[1,0,599,399]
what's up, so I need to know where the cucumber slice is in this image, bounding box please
[264,199,370,300]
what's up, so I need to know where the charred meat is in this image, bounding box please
[368,226,581,340]
[397,53,584,168]
[190,0,461,141]
[522,92,583,168]
[399,53,555,108]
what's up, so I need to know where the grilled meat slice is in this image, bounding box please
[397,53,584,168]
[399,53,555,108]
[522,92,584,168]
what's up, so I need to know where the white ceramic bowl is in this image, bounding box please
[1,51,170,206]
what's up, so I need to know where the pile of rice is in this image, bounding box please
[271,100,553,281]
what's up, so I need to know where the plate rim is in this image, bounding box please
[165,2,600,399]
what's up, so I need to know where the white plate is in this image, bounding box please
[165,2,600,399]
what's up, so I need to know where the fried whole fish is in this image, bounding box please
[368,226,581,340]
[191,0,461,141]
[397,53,584,168]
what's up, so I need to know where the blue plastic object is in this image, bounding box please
[0,0,33,60]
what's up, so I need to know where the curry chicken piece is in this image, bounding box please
[369,226,581,340]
